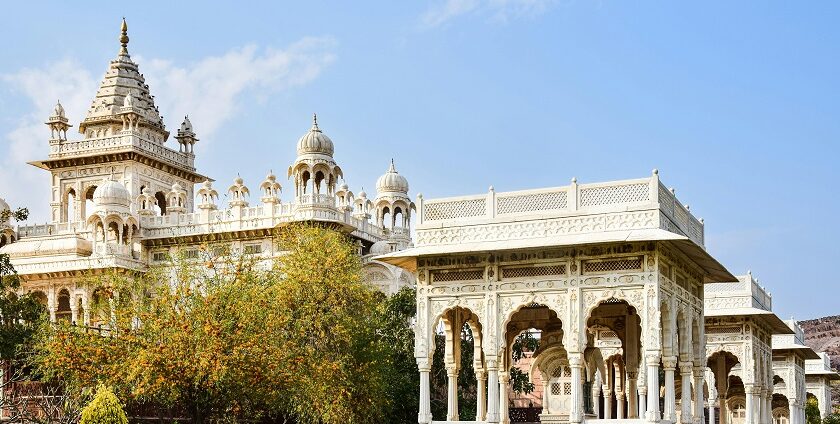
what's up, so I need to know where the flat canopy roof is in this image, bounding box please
[705,308,794,335]
[773,343,821,360]
[376,228,737,283]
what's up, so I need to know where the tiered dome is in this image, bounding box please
[296,114,334,156]
[93,179,132,208]
[376,160,409,194]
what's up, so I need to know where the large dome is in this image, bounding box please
[296,114,334,156]
[93,179,132,208]
[376,160,409,194]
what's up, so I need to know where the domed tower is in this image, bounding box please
[287,114,343,202]
[45,100,72,141]
[86,174,138,253]
[374,160,414,243]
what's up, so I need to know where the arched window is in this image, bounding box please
[393,206,404,229]
[314,171,325,194]
[381,206,391,229]
[57,289,72,321]
[301,171,311,195]
[84,185,97,218]
[66,188,76,223]
[731,402,746,420]
[155,191,167,215]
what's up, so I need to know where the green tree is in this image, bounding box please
[80,385,128,424]
[377,286,421,423]
[0,207,45,361]
[807,396,821,424]
[33,224,388,424]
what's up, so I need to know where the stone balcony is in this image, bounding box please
[44,130,195,171]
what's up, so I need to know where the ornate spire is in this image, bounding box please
[389,158,396,173]
[119,18,130,56]
[311,113,320,132]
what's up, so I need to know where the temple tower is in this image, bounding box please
[29,19,208,224]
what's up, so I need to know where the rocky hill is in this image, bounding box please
[801,315,840,369]
[801,315,840,412]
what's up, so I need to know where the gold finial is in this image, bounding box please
[119,17,130,55]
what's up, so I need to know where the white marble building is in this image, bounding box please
[0,20,414,324]
[379,174,837,423]
[1,19,837,424]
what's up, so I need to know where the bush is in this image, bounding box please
[80,385,128,424]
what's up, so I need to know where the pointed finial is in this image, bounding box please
[389,158,396,172]
[119,18,130,55]
[311,113,319,131]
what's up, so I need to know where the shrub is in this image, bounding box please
[80,384,128,424]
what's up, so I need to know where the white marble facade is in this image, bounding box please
[1,19,837,424]
[0,20,414,325]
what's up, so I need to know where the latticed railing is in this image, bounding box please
[416,172,706,248]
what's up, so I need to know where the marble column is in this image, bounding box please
[477,370,487,421]
[745,384,755,424]
[417,358,432,424]
[647,354,662,422]
[664,356,678,422]
[447,367,460,421]
[616,362,625,419]
[499,372,510,424]
[639,385,648,419]
[708,397,717,424]
[693,368,704,424]
[628,371,638,418]
[680,362,693,424]
[592,383,601,419]
[604,387,613,419]
[717,356,728,424]
[486,359,500,423]
[570,353,584,424]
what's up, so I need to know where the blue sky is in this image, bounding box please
[1,2,838,319]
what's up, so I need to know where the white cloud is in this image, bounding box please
[420,0,555,28]
[0,37,336,222]
[139,36,336,138]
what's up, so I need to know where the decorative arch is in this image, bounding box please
[499,293,567,353]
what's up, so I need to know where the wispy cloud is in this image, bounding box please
[0,37,336,221]
[420,0,556,28]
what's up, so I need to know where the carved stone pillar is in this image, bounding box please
[628,370,638,418]
[664,356,678,422]
[417,358,432,424]
[708,396,716,424]
[447,367,459,421]
[592,383,601,419]
[639,384,648,419]
[570,353,584,423]
[476,370,487,421]
[680,362,693,423]
[486,358,500,423]
[603,387,613,419]
[646,353,661,422]
[499,372,509,424]
[744,384,756,424]
[717,355,729,424]
[693,368,704,424]
[616,363,625,419]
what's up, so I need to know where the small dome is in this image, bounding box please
[358,189,367,198]
[172,182,184,191]
[180,116,193,132]
[234,176,244,185]
[339,183,349,192]
[376,160,409,194]
[296,114,334,156]
[54,101,66,118]
[93,179,131,208]
[370,240,393,255]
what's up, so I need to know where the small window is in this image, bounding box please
[244,244,262,255]
[152,251,169,262]
[211,246,227,257]
[183,249,200,260]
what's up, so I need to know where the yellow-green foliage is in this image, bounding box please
[80,385,128,424]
